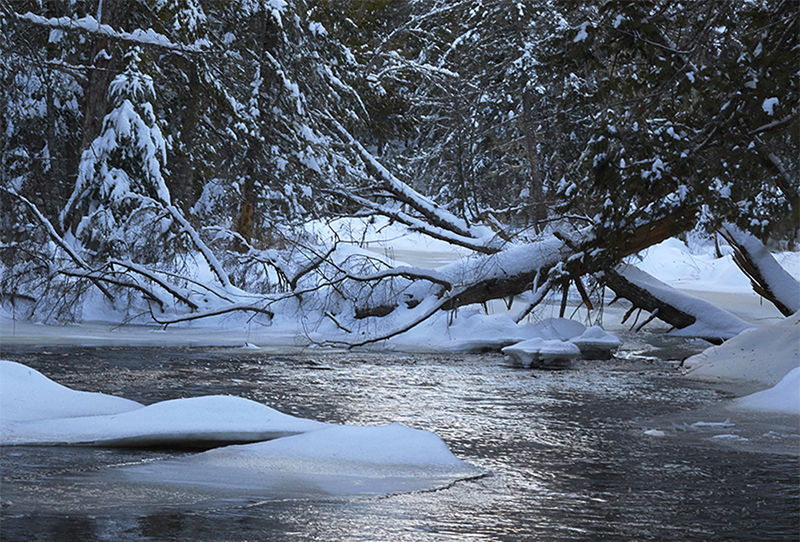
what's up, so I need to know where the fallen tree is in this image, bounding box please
[3,144,795,349]
[719,224,800,317]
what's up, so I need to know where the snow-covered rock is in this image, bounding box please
[502,337,581,368]
[569,325,622,360]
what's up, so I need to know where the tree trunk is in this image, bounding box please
[603,264,753,342]
[80,0,125,153]
[720,224,800,316]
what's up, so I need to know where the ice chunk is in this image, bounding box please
[530,317,586,341]
[115,424,483,497]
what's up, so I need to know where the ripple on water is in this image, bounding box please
[0,345,797,542]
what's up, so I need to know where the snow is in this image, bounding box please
[20,13,191,51]
[0,360,479,495]
[502,338,581,367]
[573,22,590,42]
[761,97,779,116]
[615,263,754,340]
[722,224,800,314]
[569,325,622,359]
[0,360,141,424]
[683,311,799,388]
[733,367,800,415]
[0,360,327,446]
[114,424,481,497]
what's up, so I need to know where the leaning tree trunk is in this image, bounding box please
[720,223,800,316]
[602,264,753,343]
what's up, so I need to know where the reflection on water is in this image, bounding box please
[1,342,798,541]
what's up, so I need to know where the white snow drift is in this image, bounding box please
[683,311,800,388]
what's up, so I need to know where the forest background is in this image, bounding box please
[1,0,797,345]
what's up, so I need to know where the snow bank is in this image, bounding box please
[732,367,800,415]
[4,395,328,447]
[683,311,799,387]
[0,360,141,423]
[0,361,479,497]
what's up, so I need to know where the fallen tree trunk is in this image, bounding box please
[720,224,800,316]
[602,264,753,342]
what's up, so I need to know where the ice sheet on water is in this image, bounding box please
[113,424,483,499]
[0,360,480,502]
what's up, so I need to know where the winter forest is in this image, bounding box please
[1,0,798,345]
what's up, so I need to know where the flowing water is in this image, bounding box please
[1,337,798,541]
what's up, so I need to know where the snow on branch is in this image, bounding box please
[2,188,115,301]
[166,205,232,290]
[337,192,502,254]
[18,12,198,52]
[604,264,753,341]
[148,302,274,327]
[326,118,503,253]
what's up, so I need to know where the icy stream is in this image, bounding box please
[1,340,798,541]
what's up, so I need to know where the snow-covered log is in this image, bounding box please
[720,224,800,316]
[603,264,753,342]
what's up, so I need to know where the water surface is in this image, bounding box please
[1,341,798,541]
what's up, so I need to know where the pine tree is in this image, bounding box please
[62,48,169,255]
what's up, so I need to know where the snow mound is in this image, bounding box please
[502,338,581,368]
[387,311,537,352]
[119,423,482,497]
[732,367,800,416]
[502,323,621,366]
[683,311,799,387]
[0,360,141,423]
[0,361,479,499]
[569,325,622,359]
[530,317,586,340]
[0,361,326,446]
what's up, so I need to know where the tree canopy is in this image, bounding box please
[1,0,797,339]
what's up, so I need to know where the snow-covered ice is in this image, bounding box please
[0,359,141,423]
[733,367,800,416]
[502,337,581,368]
[0,360,479,497]
[569,325,622,359]
[117,424,482,497]
[0,360,327,446]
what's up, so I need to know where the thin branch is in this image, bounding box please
[2,188,115,301]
